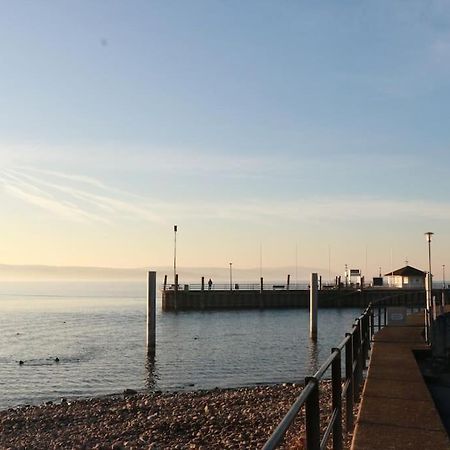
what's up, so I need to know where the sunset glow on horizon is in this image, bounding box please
[2,1,450,278]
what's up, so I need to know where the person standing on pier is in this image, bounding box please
[208,278,213,290]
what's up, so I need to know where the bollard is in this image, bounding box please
[310,273,318,340]
[147,271,156,355]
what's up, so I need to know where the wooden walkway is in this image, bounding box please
[351,312,450,449]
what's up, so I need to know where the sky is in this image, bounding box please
[1,1,450,281]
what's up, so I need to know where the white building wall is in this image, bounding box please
[386,275,424,288]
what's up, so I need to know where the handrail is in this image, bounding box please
[261,294,425,450]
[312,348,339,381]
[261,382,316,450]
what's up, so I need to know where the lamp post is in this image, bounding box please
[229,262,233,291]
[424,232,434,339]
[442,264,446,312]
[174,225,178,286]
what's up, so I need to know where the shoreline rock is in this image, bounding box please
[0,382,354,449]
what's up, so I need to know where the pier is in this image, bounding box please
[261,293,450,449]
[162,286,429,311]
[351,309,450,449]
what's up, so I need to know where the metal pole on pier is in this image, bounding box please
[147,271,156,355]
[425,232,434,341]
[173,225,177,286]
[310,273,318,340]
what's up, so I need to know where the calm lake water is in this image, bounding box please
[0,281,362,410]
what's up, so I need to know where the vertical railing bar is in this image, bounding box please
[305,377,321,450]
[345,332,354,433]
[331,348,343,450]
[377,305,381,331]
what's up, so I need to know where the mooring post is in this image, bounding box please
[174,273,179,311]
[201,276,205,291]
[163,274,167,291]
[319,275,322,290]
[147,271,156,355]
[310,273,318,340]
[259,277,264,309]
[287,274,290,290]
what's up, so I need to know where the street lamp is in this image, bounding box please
[424,232,434,338]
[442,264,446,313]
[174,225,178,287]
[229,262,233,291]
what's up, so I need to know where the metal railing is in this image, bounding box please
[262,295,424,450]
[164,283,311,291]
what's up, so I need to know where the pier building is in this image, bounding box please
[384,265,426,289]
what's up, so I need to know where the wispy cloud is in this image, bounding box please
[1,165,449,225]
[191,197,450,223]
[0,167,166,224]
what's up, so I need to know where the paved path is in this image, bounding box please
[351,311,450,450]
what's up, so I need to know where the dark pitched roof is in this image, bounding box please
[384,265,426,277]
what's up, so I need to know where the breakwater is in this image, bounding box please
[162,288,428,311]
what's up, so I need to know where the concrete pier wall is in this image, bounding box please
[162,288,427,311]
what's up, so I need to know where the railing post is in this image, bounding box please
[345,333,354,432]
[370,308,374,340]
[362,315,368,367]
[359,317,366,376]
[331,348,343,450]
[353,321,362,402]
[377,305,381,331]
[305,377,321,450]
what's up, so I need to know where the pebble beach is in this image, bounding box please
[0,382,354,449]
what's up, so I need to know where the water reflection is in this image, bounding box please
[145,353,158,390]
[306,338,319,374]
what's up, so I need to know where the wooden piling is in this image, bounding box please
[259,277,264,308]
[147,271,156,355]
[174,273,179,311]
[287,274,290,290]
[310,273,318,340]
